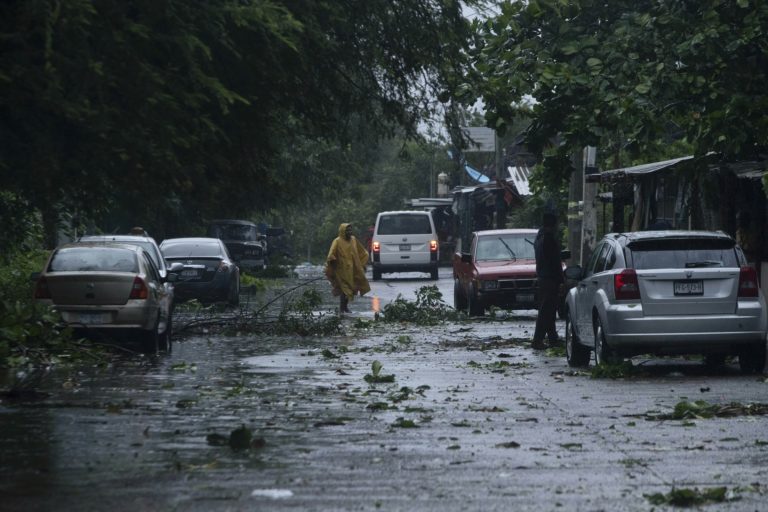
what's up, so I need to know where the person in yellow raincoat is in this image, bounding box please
[325,223,371,314]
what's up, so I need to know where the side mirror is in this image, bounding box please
[167,262,185,273]
[560,249,572,261]
[461,253,472,264]
[564,265,583,281]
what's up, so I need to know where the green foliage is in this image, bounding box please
[645,487,732,507]
[590,361,637,379]
[463,0,768,180]
[382,285,459,325]
[1,0,478,244]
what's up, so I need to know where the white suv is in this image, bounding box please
[371,210,439,280]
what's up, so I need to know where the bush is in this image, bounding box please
[382,285,459,325]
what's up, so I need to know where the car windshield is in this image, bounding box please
[209,224,258,241]
[377,214,432,235]
[629,238,739,269]
[49,247,138,272]
[476,235,535,261]
[163,242,223,258]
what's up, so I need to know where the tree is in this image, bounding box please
[0,0,479,246]
[460,0,768,187]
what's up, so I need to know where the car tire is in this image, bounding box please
[738,343,767,374]
[594,316,620,365]
[468,283,484,317]
[141,315,160,354]
[430,266,439,280]
[158,310,173,352]
[565,309,590,367]
[453,278,467,311]
[372,268,382,281]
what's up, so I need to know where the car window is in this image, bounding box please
[629,238,739,269]
[162,242,223,258]
[209,224,258,241]
[584,242,606,277]
[49,247,138,273]
[142,252,161,282]
[377,214,432,235]
[604,245,617,270]
[593,243,612,273]
[476,235,535,261]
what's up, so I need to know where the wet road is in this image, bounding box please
[2,266,767,511]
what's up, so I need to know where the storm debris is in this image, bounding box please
[645,486,737,507]
[646,400,768,421]
[364,360,395,383]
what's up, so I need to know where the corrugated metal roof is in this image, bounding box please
[599,155,694,181]
[505,164,532,196]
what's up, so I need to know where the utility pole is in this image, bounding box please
[581,146,599,267]
[567,153,583,265]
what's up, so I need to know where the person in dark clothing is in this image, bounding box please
[532,212,564,350]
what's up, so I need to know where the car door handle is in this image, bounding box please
[579,283,587,288]
[591,280,598,285]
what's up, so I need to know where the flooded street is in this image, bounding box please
[2,267,768,511]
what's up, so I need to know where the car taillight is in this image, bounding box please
[430,240,438,252]
[34,276,51,299]
[129,276,149,299]
[217,261,230,272]
[614,269,640,300]
[372,241,380,253]
[738,266,759,297]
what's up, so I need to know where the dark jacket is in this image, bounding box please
[534,227,564,282]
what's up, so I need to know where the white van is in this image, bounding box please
[371,210,439,280]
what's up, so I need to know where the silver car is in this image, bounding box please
[564,231,767,373]
[34,243,175,352]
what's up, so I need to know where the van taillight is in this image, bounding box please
[738,266,759,297]
[430,240,438,252]
[614,269,640,300]
[34,276,51,299]
[129,276,149,299]
[372,241,380,253]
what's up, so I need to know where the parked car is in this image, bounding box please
[33,243,175,352]
[370,210,439,280]
[207,219,266,272]
[159,237,240,305]
[563,230,768,373]
[453,228,570,316]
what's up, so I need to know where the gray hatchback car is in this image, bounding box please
[563,231,767,373]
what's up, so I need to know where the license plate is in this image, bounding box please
[79,312,105,324]
[517,293,534,303]
[674,280,703,295]
[398,244,411,251]
[181,269,198,277]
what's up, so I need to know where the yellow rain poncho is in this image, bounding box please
[325,223,371,300]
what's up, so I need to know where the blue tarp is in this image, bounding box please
[446,150,490,183]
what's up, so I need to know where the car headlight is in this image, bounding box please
[479,280,499,290]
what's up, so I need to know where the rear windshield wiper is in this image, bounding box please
[685,260,723,268]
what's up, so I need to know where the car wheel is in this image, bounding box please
[738,343,767,374]
[594,316,620,366]
[453,278,467,311]
[141,315,160,354]
[228,278,240,306]
[158,310,173,352]
[468,283,484,317]
[372,268,382,281]
[565,309,590,367]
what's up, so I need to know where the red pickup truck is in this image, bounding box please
[453,228,569,316]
